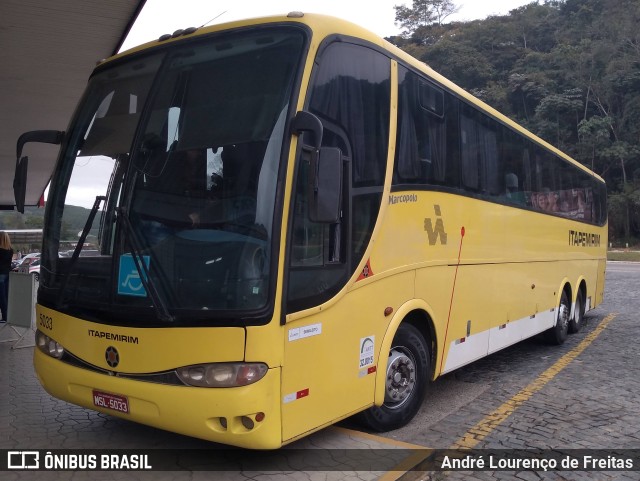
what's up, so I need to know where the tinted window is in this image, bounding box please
[460,105,499,195]
[288,42,391,312]
[392,66,605,226]
[393,67,458,187]
[309,42,390,187]
[41,28,307,324]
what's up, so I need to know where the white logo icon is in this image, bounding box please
[8,451,40,469]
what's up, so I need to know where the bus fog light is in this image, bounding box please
[241,416,254,430]
[177,362,268,387]
[36,330,65,359]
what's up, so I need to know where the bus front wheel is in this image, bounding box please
[357,323,429,432]
[545,290,570,345]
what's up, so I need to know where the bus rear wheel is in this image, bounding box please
[568,289,585,334]
[545,290,570,345]
[357,323,429,432]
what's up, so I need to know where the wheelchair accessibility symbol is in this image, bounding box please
[118,254,150,297]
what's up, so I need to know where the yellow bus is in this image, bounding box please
[21,13,607,449]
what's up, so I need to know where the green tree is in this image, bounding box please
[422,39,494,89]
[394,0,459,36]
[608,182,640,245]
[533,88,583,151]
[577,115,612,171]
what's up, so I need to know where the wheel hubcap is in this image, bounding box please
[559,302,570,329]
[384,348,416,409]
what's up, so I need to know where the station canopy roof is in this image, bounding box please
[0,0,147,211]
[4,229,43,246]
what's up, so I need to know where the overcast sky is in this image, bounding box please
[121,0,536,51]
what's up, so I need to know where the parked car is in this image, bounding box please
[27,259,41,282]
[12,253,40,271]
[59,249,99,257]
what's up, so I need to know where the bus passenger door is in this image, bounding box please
[283,129,375,441]
[282,40,391,441]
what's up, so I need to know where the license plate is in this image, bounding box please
[93,390,129,414]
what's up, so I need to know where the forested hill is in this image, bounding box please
[388,0,640,243]
[0,205,93,239]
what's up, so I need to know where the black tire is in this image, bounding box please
[545,290,570,345]
[357,323,429,432]
[568,289,585,334]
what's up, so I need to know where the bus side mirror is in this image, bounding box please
[14,130,64,213]
[291,111,342,223]
[291,110,322,150]
[309,147,342,223]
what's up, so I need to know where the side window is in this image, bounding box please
[309,43,390,187]
[287,42,390,312]
[393,67,455,187]
[500,129,529,206]
[524,143,602,224]
[392,67,605,226]
[460,106,499,195]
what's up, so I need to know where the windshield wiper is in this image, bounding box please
[56,195,105,309]
[118,207,174,322]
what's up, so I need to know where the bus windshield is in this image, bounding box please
[40,27,306,325]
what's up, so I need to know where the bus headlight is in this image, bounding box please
[36,330,65,359]
[176,362,268,387]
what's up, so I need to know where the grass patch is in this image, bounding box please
[608,251,640,262]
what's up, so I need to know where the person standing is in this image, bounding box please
[0,232,14,323]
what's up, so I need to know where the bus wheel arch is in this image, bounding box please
[359,308,434,432]
[569,280,587,334]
